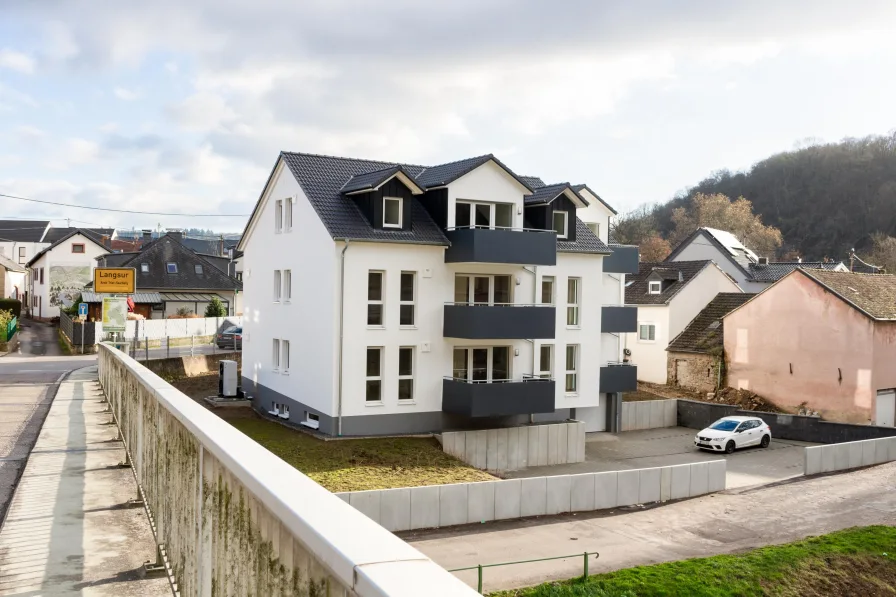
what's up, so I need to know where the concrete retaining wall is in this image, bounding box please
[621,399,678,431]
[441,421,585,473]
[678,399,896,444]
[337,460,726,532]
[143,352,242,380]
[805,436,896,475]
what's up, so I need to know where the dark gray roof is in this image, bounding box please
[181,237,222,256]
[44,227,114,245]
[198,253,237,277]
[340,165,422,194]
[625,260,715,305]
[524,182,587,206]
[519,176,545,189]
[97,252,138,267]
[667,293,753,353]
[26,228,108,267]
[0,220,49,243]
[414,154,532,191]
[558,219,611,254]
[571,184,618,215]
[748,261,844,282]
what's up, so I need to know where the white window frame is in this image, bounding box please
[365,347,383,403]
[541,276,554,305]
[538,344,553,379]
[283,269,292,303]
[275,199,283,233]
[367,270,384,327]
[566,277,580,327]
[553,211,568,239]
[565,344,578,395]
[454,200,514,230]
[18,247,26,264]
[398,346,414,401]
[639,323,657,342]
[273,270,281,302]
[194,264,203,275]
[586,222,599,237]
[278,403,290,419]
[648,281,662,295]
[399,271,415,327]
[281,340,290,375]
[383,196,402,228]
[284,197,293,232]
[452,346,512,382]
[272,338,280,372]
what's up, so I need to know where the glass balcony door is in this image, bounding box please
[454,274,512,305]
[453,346,511,382]
[455,201,513,229]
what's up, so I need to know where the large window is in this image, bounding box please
[275,199,283,233]
[455,201,513,229]
[365,347,382,402]
[639,323,656,342]
[383,197,402,228]
[18,247,26,264]
[398,347,414,401]
[283,269,292,302]
[565,345,578,393]
[566,277,580,326]
[273,270,281,302]
[452,346,510,382]
[272,339,280,371]
[284,198,293,232]
[399,271,415,326]
[454,274,512,305]
[367,271,384,326]
[282,340,290,374]
[538,344,553,379]
[553,211,568,239]
[541,276,554,305]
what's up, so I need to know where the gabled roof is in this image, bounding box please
[43,227,114,245]
[0,220,50,243]
[798,269,896,321]
[667,227,758,276]
[558,218,611,255]
[667,292,755,353]
[180,237,221,256]
[414,154,533,191]
[341,165,424,195]
[97,252,139,267]
[26,229,109,267]
[519,176,545,189]
[747,261,846,282]
[625,260,719,305]
[0,253,26,273]
[524,182,589,207]
[572,184,618,215]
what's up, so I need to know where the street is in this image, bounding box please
[0,320,95,522]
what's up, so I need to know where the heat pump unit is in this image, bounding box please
[218,360,238,397]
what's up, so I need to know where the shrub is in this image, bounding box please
[0,299,22,319]
[0,309,13,328]
[204,296,226,317]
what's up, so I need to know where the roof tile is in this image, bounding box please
[625,260,716,305]
[668,292,754,353]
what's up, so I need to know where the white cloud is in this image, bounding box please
[167,92,236,132]
[113,87,141,101]
[0,49,35,74]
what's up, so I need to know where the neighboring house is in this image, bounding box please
[237,151,639,437]
[92,231,243,318]
[0,254,27,301]
[666,292,754,393]
[43,227,116,246]
[666,227,847,292]
[0,219,51,269]
[724,269,896,426]
[26,229,110,320]
[624,261,742,384]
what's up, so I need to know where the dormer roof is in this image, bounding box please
[341,165,424,196]
[524,182,589,208]
[572,184,618,215]
[414,154,533,192]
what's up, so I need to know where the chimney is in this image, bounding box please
[758,257,768,266]
[166,228,184,241]
[142,229,152,242]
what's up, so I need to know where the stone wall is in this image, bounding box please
[667,351,720,393]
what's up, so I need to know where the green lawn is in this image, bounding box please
[494,526,896,597]
[227,417,495,493]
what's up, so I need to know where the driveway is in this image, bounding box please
[505,427,815,489]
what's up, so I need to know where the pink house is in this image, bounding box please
[724,269,896,426]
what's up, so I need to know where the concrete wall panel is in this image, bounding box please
[707,460,726,493]
[638,467,661,504]
[545,475,572,515]
[616,470,640,506]
[517,426,529,469]
[889,437,896,461]
[664,399,677,427]
[804,447,821,476]
[467,482,495,524]
[874,438,889,464]
[594,471,618,510]
[688,462,709,497]
[537,425,549,467]
[379,488,411,532]
[520,477,547,517]
[494,479,522,520]
[570,473,595,512]
[335,492,350,504]
[832,443,850,471]
[507,427,519,471]
[565,423,577,463]
[862,440,876,467]
[439,484,468,528]
[818,444,835,473]
[473,430,487,470]
[410,486,440,530]
[577,421,586,462]
[648,401,664,429]
[670,464,691,500]
[848,442,864,469]
[486,429,498,472]
[349,490,381,524]
[547,424,560,465]
[660,466,672,502]
[496,428,509,472]
[636,402,650,430]
[622,402,635,431]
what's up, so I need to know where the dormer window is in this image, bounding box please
[553,211,568,239]
[166,263,178,274]
[648,281,662,294]
[383,196,402,228]
[141,263,149,273]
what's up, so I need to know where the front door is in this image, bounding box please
[876,390,896,427]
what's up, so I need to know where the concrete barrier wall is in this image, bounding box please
[805,436,896,475]
[621,399,678,431]
[337,460,726,532]
[97,343,477,596]
[142,351,242,380]
[441,421,585,473]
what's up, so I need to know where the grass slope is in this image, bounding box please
[495,526,896,597]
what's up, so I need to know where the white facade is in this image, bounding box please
[241,156,623,435]
[28,233,109,319]
[625,264,742,384]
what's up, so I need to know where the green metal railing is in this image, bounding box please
[449,551,599,594]
[0,317,16,343]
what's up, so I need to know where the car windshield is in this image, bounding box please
[222,326,237,334]
[709,419,740,432]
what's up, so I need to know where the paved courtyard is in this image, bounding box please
[506,426,816,488]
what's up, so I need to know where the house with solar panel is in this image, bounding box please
[237,152,640,436]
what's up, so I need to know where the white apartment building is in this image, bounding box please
[238,152,639,436]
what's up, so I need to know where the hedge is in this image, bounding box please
[0,299,22,318]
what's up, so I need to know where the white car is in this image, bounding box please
[694,416,772,454]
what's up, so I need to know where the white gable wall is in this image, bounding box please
[445,161,527,229]
[29,233,108,319]
[669,231,756,290]
[576,189,615,245]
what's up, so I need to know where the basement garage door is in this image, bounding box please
[876,389,895,427]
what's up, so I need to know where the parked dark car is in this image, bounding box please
[216,326,242,350]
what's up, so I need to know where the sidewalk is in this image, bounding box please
[0,366,170,596]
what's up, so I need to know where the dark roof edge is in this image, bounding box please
[573,184,618,215]
[26,228,108,267]
[666,228,752,278]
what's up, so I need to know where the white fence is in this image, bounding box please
[804,436,896,475]
[621,399,678,431]
[93,316,243,341]
[98,344,476,596]
[336,460,726,533]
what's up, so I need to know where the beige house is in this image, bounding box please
[724,269,896,426]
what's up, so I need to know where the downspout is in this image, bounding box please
[337,240,350,436]
[522,265,538,424]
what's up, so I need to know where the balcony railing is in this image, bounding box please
[443,302,556,339]
[444,226,557,265]
[600,362,638,393]
[601,305,637,334]
[442,375,556,417]
[604,244,639,274]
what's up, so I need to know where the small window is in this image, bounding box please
[538,344,553,378]
[284,198,293,232]
[553,211,568,239]
[566,277,580,326]
[39,268,44,284]
[283,269,292,302]
[366,347,382,402]
[18,247,26,263]
[166,263,178,274]
[565,345,578,393]
[383,197,402,228]
[639,323,656,342]
[367,271,383,326]
[399,271,415,326]
[275,199,283,233]
[541,276,554,305]
[648,281,662,294]
[141,263,149,273]
[72,243,85,254]
[194,264,203,275]
[398,347,414,400]
[282,340,290,374]
[272,338,280,371]
[586,222,599,237]
[273,270,281,302]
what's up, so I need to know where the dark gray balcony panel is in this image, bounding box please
[444,304,555,339]
[600,364,638,393]
[442,377,556,417]
[604,244,639,274]
[601,306,637,334]
[445,228,556,265]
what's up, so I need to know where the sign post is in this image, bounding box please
[78,303,87,354]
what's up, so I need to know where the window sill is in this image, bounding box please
[566,325,582,330]
[282,371,290,376]
[365,401,384,407]
[397,400,416,405]
[367,325,386,330]
[272,369,280,374]
[399,325,417,330]
[565,392,579,398]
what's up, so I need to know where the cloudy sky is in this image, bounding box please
[1,1,895,233]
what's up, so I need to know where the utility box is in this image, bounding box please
[218,360,238,397]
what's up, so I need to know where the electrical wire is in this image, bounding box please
[0,192,250,217]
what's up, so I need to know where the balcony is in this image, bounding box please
[601,305,637,334]
[442,376,556,417]
[444,304,555,339]
[444,227,556,265]
[604,244,639,274]
[600,363,638,393]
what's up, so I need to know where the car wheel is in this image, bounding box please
[725,440,736,454]
[760,434,771,448]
